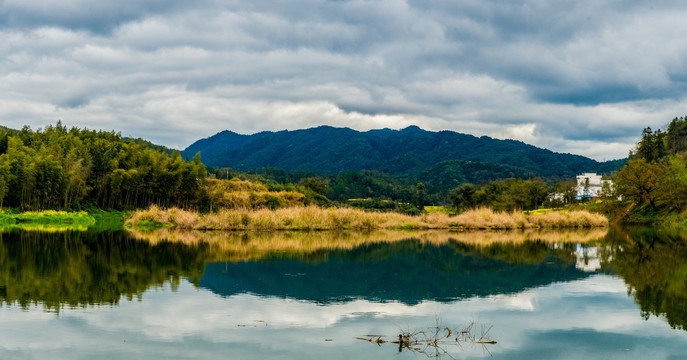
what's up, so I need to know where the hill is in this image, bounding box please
[185,125,625,182]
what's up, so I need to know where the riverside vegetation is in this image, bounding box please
[613,116,687,231]
[127,205,607,231]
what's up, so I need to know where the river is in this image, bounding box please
[0,227,685,359]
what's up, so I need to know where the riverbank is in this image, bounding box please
[0,209,131,231]
[127,205,608,231]
[0,210,96,230]
[596,200,687,235]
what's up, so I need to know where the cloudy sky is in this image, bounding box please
[2,1,687,160]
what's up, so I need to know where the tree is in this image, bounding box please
[655,129,667,160]
[415,182,426,209]
[448,184,476,211]
[300,177,329,195]
[599,181,614,200]
[583,177,591,200]
[506,179,548,210]
[658,155,687,211]
[636,127,655,161]
[636,127,667,162]
[666,117,687,155]
[615,158,664,210]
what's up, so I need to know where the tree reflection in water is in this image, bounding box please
[601,226,687,330]
[0,229,207,312]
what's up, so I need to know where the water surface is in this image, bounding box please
[1,227,686,359]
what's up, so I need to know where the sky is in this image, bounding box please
[2,1,687,160]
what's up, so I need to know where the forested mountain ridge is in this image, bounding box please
[185,125,625,179]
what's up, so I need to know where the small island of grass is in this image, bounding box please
[127,205,607,231]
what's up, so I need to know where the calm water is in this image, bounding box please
[1,227,686,359]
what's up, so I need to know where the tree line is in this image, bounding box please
[235,166,565,213]
[614,116,687,212]
[447,178,551,212]
[0,122,208,210]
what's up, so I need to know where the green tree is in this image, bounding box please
[636,127,667,162]
[415,182,426,209]
[583,177,591,200]
[300,177,329,195]
[666,117,687,155]
[615,158,663,210]
[658,155,687,211]
[448,183,476,211]
[599,180,614,200]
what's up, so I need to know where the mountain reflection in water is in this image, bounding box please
[199,238,589,304]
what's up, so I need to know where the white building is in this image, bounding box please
[575,173,612,199]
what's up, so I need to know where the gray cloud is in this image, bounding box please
[2,0,687,159]
[0,0,205,33]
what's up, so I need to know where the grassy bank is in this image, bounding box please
[0,209,133,232]
[127,206,608,231]
[593,199,687,235]
[0,210,96,226]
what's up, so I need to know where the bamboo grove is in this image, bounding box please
[0,122,208,210]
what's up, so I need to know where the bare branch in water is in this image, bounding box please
[356,319,496,358]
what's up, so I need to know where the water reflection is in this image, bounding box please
[0,229,206,311]
[0,228,606,310]
[0,226,686,334]
[601,227,687,330]
[3,227,687,359]
[128,228,609,262]
[199,237,590,304]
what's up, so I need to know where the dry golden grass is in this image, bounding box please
[127,227,608,263]
[452,208,528,230]
[528,210,608,228]
[128,206,608,231]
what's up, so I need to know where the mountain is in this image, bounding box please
[185,125,625,181]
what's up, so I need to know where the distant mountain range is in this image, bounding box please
[185,125,625,182]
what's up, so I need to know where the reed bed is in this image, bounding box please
[451,208,529,230]
[527,210,608,229]
[128,206,608,231]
